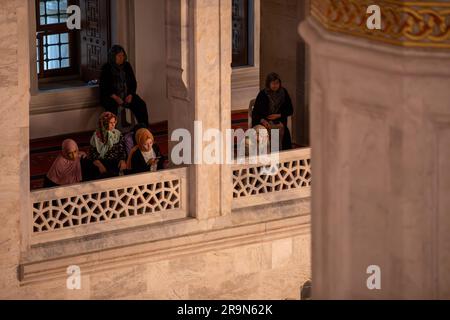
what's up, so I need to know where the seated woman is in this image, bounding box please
[100,45,149,127]
[85,112,128,180]
[252,72,294,151]
[44,139,86,188]
[127,128,164,174]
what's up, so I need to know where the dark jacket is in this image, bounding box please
[252,88,294,127]
[99,61,137,102]
[130,144,165,174]
[252,88,294,150]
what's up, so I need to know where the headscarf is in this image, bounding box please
[264,72,286,114]
[108,45,128,65]
[91,112,122,159]
[124,123,149,155]
[46,139,83,186]
[108,45,128,100]
[127,128,155,169]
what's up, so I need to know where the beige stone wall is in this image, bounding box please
[16,198,310,299]
[16,234,310,300]
[0,0,30,298]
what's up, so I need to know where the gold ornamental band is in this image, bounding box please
[311,0,450,48]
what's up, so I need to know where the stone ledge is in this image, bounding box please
[29,85,100,115]
[232,66,260,90]
[18,213,310,286]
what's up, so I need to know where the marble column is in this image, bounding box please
[301,0,450,299]
[166,0,232,219]
[0,0,31,298]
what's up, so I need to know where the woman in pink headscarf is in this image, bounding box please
[44,139,86,188]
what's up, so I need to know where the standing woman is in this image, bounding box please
[86,112,128,180]
[100,45,149,127]
[252,73,294,151]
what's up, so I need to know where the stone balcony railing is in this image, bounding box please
[232,148,312,210]
[28,148,311,247]
[20,150,311,285]
[29,167,188,245]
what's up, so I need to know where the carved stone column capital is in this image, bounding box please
[311,0,450,48]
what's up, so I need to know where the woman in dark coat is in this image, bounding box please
[252,73,294,151]
[126,128,165,174]
[100,45,149,126]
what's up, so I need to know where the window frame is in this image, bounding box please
[232,0,255,68]
[35,0,80,79]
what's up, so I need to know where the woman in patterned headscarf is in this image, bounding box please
[86,112,128,179]
[251,73,294,151]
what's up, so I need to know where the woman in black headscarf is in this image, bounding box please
[100,45,149,126]
[252,73,294,151]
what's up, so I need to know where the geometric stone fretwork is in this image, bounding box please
[232,157,311,199]
[32,179,181,234]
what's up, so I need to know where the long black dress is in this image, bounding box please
[252,88,294,150]
[99,61,149,126]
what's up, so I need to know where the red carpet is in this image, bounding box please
[30,112,250,190]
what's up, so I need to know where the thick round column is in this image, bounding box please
[301,0,450,299]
